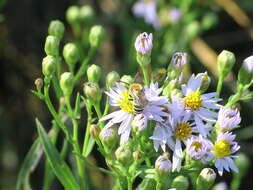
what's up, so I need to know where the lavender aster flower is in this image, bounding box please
[132,0,160,29]
[169,8,181,23]
[186,136,213,162]
[172,52,187,68]
[155,155,172,173]
[212,132,240,176]
[217,107,241,131]
[135,32,153,55]
[242,55,253,73]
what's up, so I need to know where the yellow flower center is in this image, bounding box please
[175,122,192,140]
[184,91,202,110]
[214,139,231,158]
[144,0,152,3]
[117,90,134,114]
[190,141,202,151]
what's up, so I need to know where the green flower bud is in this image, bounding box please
[44,35,60,56]
[217,50,236,79]
[63,43,80,68]
[196,168,216,190]
[83,82,102,105]
[133,151,142,161]
[48,20,65,39]
[79,5,94,24]
[234,153,250,177]
[185,21,200,40]
[34,78,43,92]
[212,182,228,190]
[151,68,167,85]
[120,75,134,87]
[155,155,172,180]
[87,64,101,83]
[60,72,74,97]
[115,143,133,166]
[106,71,120,87]
[201,12,218,30]
[197,72,211,93]
[99,126,118,152]
[42,56,56,76]
[171,176,189,190]
[89,25,105,48]
[89,124,100,139]
[66,6,80,24]
[238,56,253,86]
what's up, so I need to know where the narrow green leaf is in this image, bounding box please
[74,92,81,119]
[16,138,43,190]
[36,119,81,190]
[83,137,95,157]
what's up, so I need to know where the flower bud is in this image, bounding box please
[217,50,236,79]
[42,56,56,76]
[90,124,100,139]
[135,32,153,55]
[171,52,187,68]
[201,12,218,30]
[234,153,250,177]
[87,64,101,83]
[34,78,43,92]
[197,72,211,93]
[63,43,80,68]
[120,75,134,86]
[115,143,133,166]
[89,25,105,48]
[155,155,172,179]
[133,151,142,161]
[44,35,60,56]
[106,71,120,87]
[66,6,80,24]
[60,72,74,97]
[99,127,118,151]
[185,21,200,40]
[238,55,253,86]
[83,82,102,105]
[212,182,228,190]
[171,176,189,190]
[48,20,65,39]
[151,68,167,85]
[79,5,94,24]
[196,168,216,190]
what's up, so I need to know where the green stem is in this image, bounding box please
[141,64,150,86]
[155,181,162,190]
[74,47,96,84]
[94,103,102,119]
[127,178,133,190]
[82,103,92,156]
[216,75,224,97]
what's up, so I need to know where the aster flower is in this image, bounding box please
[217,107,241,131]
[100,82,168,143]
[135,32,153,55]
[212,132,240,176]
[186,136,213,162]
[182,74,221,137]
[171,52,187,68]
[155,155,172,175]
[168,8,181,23]
[132,0,160,29]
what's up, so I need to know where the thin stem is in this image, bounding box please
[94,103,102,119]
[82,103,92,156]
[127,178,133,190]
[141,65,150,86]
[155,181,162,190]
[216,75,224,97]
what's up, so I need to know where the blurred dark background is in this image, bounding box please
[0,0,253,190]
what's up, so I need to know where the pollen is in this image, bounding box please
[214,139,231,158]
[190,141,202,151]
[175,122,192,140]
[184,90,202,110]
[118,90,134,114]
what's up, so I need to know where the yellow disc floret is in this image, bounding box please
[190,141,202,151]
[184,90,202,110]
[117,90,134,114]
[214,139,231,158]
[175,122,192,140]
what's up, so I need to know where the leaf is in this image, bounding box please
[16,138,43,190]
[83,137,95,157]
[74,93,81,119]
[36,119,81,190]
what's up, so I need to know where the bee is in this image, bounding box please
[128,83,148,115]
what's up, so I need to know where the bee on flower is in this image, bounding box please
[100,82,169,143]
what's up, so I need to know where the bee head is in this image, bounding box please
[129,83,143,93]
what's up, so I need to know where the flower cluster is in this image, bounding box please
[100,32,246,179]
